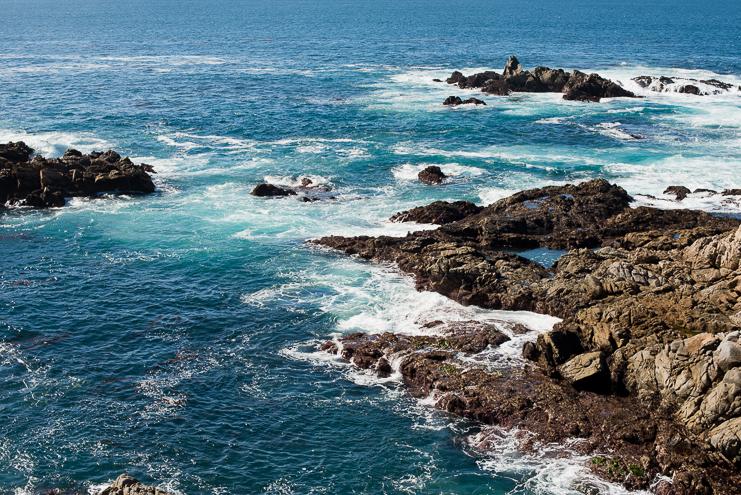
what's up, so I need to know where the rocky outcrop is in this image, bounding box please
[443,96,486,106]
[313,179,741,492]
[632,76,740,95]
[561,70,636,102]
[417,166,447,184]
[98,474,173,495]
[251,177,332,199]
[0,142,156,208]
[445,56,636,102]
[664,185,692,201]
[390,200,482,225]
[251,183,297,197]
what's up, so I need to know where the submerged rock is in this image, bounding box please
[0,142,156,209]
[418,166,447,184]
[98,474,173,495]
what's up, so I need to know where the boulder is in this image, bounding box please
[251,183,297,197]
[98,474,173,495]
[443,96,486,106]
[664,185,691,201]
[418,166,447,185]
[558,351,610,393]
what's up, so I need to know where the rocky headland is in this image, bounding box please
[0,142,156,208]
[445,56,637,102]
[313,179,741,493]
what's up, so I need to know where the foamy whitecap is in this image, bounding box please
[0,129,113,158]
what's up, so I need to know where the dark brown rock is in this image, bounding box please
[443,96,486,106]
[443,56,635,102]
[390,200,483,225]
[0,142,156,208]
[251,183,297,197]
[562,70,635,102]
[664,185,692,201]
[418,166,447,184]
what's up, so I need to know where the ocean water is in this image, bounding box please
[1,0,740,494]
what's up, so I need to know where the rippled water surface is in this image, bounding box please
[1,0,741,493]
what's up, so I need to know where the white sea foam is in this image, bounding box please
[470,427,653,495]
[0,129,113,157]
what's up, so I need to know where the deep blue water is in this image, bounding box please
[1,1,741,494]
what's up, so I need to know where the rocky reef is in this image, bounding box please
[632,76,740,95]
[0,142,156,208]
[446,56,636,102]
[313,179,741,493]
[97,474,173,495]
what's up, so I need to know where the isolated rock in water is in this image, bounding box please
[723,189,741,196]
[664,185,692,201]
[445,56,635,102]
[432,78,442,82]
[301,177,313,187]
[98,474,174,495]
[418,166,447,184]
[390,200,483,225]
[443,96,486,106]
[251,183,297,197]
[0,141,156,208]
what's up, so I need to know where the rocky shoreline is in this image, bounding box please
[0,142,156,208]
[313,179,741,493]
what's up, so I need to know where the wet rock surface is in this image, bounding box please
[98,474,173,495]
[390,200,482,225]
[314,179,741,492]
[443,96,487,106]
[632,75,741,95]
[0,142,156,208]
[417,166,447,184]
[251,177,332,200]
[445,55,636,102]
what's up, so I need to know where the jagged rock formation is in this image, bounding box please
[98,474,173,495]
[0,142,156,208]
[445,55,636,102]
[313,179,741,492]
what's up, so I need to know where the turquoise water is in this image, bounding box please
[1,1,741,494]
